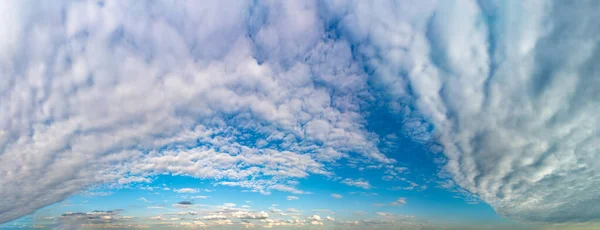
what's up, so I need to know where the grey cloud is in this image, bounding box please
[56,209,139,229]
[177,201,193,205]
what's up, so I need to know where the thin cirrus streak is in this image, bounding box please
[0,0,599,227]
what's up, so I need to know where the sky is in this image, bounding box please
[0,0,599,229]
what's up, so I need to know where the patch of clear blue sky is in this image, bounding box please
[8,173,507,225]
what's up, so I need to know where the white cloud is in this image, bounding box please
[341,178,372,189]
[232,211,268,220]
[310,220,323,225]
[0,0,391,224]
[331,194,343,199]
[174,188,200,194]
[203,213,227,220]
[307,215,323,225]
[325,0,600,223]
[1,0,598,225]
[308,215,321,221]
[286,208,300,213]
[390,198,407,206]
[223,203,236,208]
[286,196,299,201]
[376,212,394,218]
[326,216,335,221]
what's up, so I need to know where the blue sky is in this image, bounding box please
[1,0,600,229]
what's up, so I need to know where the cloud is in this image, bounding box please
[390,198,407,206]
[203,213,227,220]
[323,0,600,223]
[373,197,406,207]
[1,0,599,225]
[286,196,299,201]
[174,188,200,194]
[0,0,391,223]
[260,218,306,228]
[232,211,269,220]
[326,216,335,221]
[331,194,343,199]
[341,178,372,189]
[178,201,192,205]
[223,203,236,208]
[201,209,269,221]
[312,209,334,215]
[217,180,313,195]
[376,212,394,218]
[308,215,323,225]
[286,208,300,214]
[56,210,144,229]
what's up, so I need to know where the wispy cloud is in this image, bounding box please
[174,188,200,194]
[341,178,372,189]
[390,198,406,206]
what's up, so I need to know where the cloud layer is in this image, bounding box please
[0,0,390,223]
[1,0,599,225]
[325,0,600,222]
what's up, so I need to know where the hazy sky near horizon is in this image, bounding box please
[1,0,600,229]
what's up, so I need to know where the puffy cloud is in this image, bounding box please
[1,0,599,225]
[326,216,335,221]
[203,213,227,220]
[341,178,372,189]
[0,0,389,223]
[179,221,207,228]
[310,220,323,225]
[261,218,306,228]
[232,211,269,220]
[308,215,323,225]
[331,194,343,199]
[308,214,321,221]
